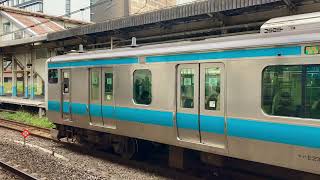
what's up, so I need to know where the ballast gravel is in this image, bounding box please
[0,127,193,180]
[0,167,22,180]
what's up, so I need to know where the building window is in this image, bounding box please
[48,69,58,84]
[205,67,221,111]
[3,22,11,33]
[262,65,320,119]
[180,68,194,108]
[14,31,24,39]
[133,69,152,105]
[65,0,71,17]
[104,72,113,102]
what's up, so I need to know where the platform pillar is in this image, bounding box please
[24,57,29,98]
[30,52,35,99]
[0,55,4,96]
[12,58,17,97]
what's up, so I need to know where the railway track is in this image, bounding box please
[0,119,52,139]
[0,159,39,180]
[0,119,316,179]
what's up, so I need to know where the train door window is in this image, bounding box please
[104,72,113,102]
[306,66,320,119]
[262,65,320,119]
[205,67,221,110]
[48,69,58,84]
[133,69,152,105]
[62,71,70,94]
[91,71,100,100]
[180,68,194,108]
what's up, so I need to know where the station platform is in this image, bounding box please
[0,96,45,109]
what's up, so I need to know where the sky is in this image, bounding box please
[177,0,197,5]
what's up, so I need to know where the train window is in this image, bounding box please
[205,67,221,111]
[104,72,113,101]
[180,68,194,108]
[306,66,320,119]
[91,71,100,100]
[62,72,70,94]
[262,65,320,119]
[48,69,58,84]
[133,69,152,105]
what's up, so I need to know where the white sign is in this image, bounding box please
[209,101,216,108]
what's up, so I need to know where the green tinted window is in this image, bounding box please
[180,68,194,108]
[91,71,100,100]
[133,70,152,105]
[48,69,58,84]
[104,72,113,102]
[205,67,221,110]
[262,65,320,119]
[305,66,320,118]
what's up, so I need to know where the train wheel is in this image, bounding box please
[112,137,138,159]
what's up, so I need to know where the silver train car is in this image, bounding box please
[47,12,320,175]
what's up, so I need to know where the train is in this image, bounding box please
[47,12,320,175]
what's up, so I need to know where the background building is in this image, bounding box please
[0,5,88,111]
[91,0,177,23]
[129,0,176,14]
[0,0,91,21]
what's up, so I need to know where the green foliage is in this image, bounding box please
[0,111,55,129]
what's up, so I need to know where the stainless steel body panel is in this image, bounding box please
[47,39,320,175]
[228,136,320,175]
[115,63,176,110]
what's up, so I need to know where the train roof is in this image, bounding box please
[49,12,320,63]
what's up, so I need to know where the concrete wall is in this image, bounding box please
[43,0,91,22]
[91,0,178,22]
[70,0,91,22]
[43,0,66,17]
[91,0,129,23]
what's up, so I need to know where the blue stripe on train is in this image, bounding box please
[146,46,301,63]
[228,118,320,149]
[48,100,320,149]
[115,107,173,127]
[48,57,139,69]
[177,113,225,134]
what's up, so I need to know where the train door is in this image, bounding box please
[199,63,226,148]
[176,64,200,142]
[176,63,226,148]
[89,68,104,126]
[61,69,71,121]
[102,67,116,129]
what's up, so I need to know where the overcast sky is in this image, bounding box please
[177,0,197,5]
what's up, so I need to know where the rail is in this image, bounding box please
[0,159,39,180]
[0,118,52,139]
